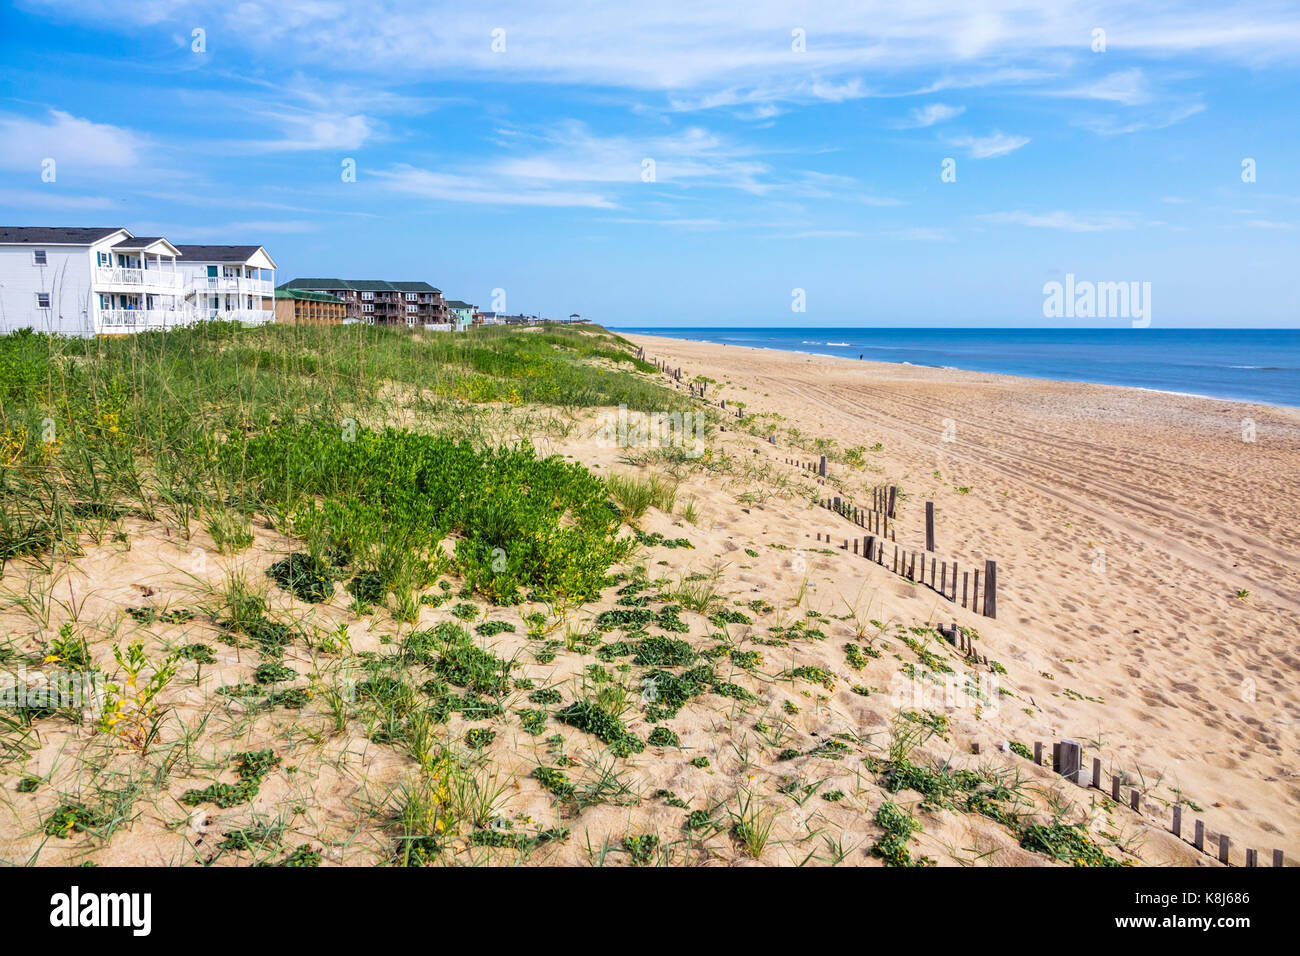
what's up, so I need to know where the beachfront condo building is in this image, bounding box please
[274,288,347,325]
[0,227,277,335]
[277,279,452,327]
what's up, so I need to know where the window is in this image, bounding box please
[36,292,51,308]
[406,305,418,313]
[362,303,375,313]
[406,316,416,328]
[405,292,417,301]
[361,291,374,300]
[33,250,47,265]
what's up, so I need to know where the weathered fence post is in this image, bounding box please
[925,501,935,552]
[887,485,897,517]
[1194,820,1205,851]
[1219,834,1230,864]
[1172,803,1182,837]
[982,559,997,618]
[818,455,827,477]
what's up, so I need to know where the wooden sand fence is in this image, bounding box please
[642,351,999,619]
[814,489,999,620]
[1017,737,1287,868]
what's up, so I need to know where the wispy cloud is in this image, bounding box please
[374,164,616,208]
[1053,69,1151,105]
[980,210,1138,231]
[246,112,374,152]
[948,130,1030,158]
[1078,102,1205,136]
[37,2,1300,90]
[0,187,120,210]
[895,103,965,128]
[879,226,953,242]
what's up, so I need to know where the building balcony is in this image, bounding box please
[94,267,184,291]
[98,306,275,332]
[200,276,274,296]
[98,308,199,332]
[196,307,275,324]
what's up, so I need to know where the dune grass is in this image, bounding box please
[0,321,682,597]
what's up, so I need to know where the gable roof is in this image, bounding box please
[279,278,443,294]
[112,237,183,257]
[388,281,442,294]
[446,300,475,309]
[0,227,128,245]
[173,244,277,269]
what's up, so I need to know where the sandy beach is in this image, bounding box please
[623,331,1300,858]
[3,323,1296,867]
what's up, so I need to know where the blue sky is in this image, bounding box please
[1,1,1298,327]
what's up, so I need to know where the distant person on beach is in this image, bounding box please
[859,353,863,360]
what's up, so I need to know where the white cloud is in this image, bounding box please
[250,112,374,151]
[0,188,120,210]
[981,210,1137,231]
[490,122,780,194]
[0,110,142,172]
[896,103,965,128]
[35,2,1300,95]
[879,227,953,241]
[948,131,1030,158]
[1078,103,1205,136]
[1054,69,1151,105]
[374,164,616,208]
[1244,219,1295,230]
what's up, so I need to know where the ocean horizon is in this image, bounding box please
[612,327,1300,409]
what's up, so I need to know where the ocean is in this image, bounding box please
[611,327,1300,409]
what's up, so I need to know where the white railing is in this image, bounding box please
[98,309,199,331]
[201,276,274,296]
[198,308,274,324]
[95,267,184,290]
[98,307,275,332]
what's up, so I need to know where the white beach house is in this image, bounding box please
[0,227,276,335]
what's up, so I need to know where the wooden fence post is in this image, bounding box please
[818,455,827,477]
[982,560,997,618]
[925,501,935,552]
[1219,834,1230,864]
[1172,803,1182,837]
[887,485,897,517]
[1194,820,1205,851]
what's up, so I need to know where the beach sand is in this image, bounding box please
[623,332,1300,858]
[2,330,1296,866]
